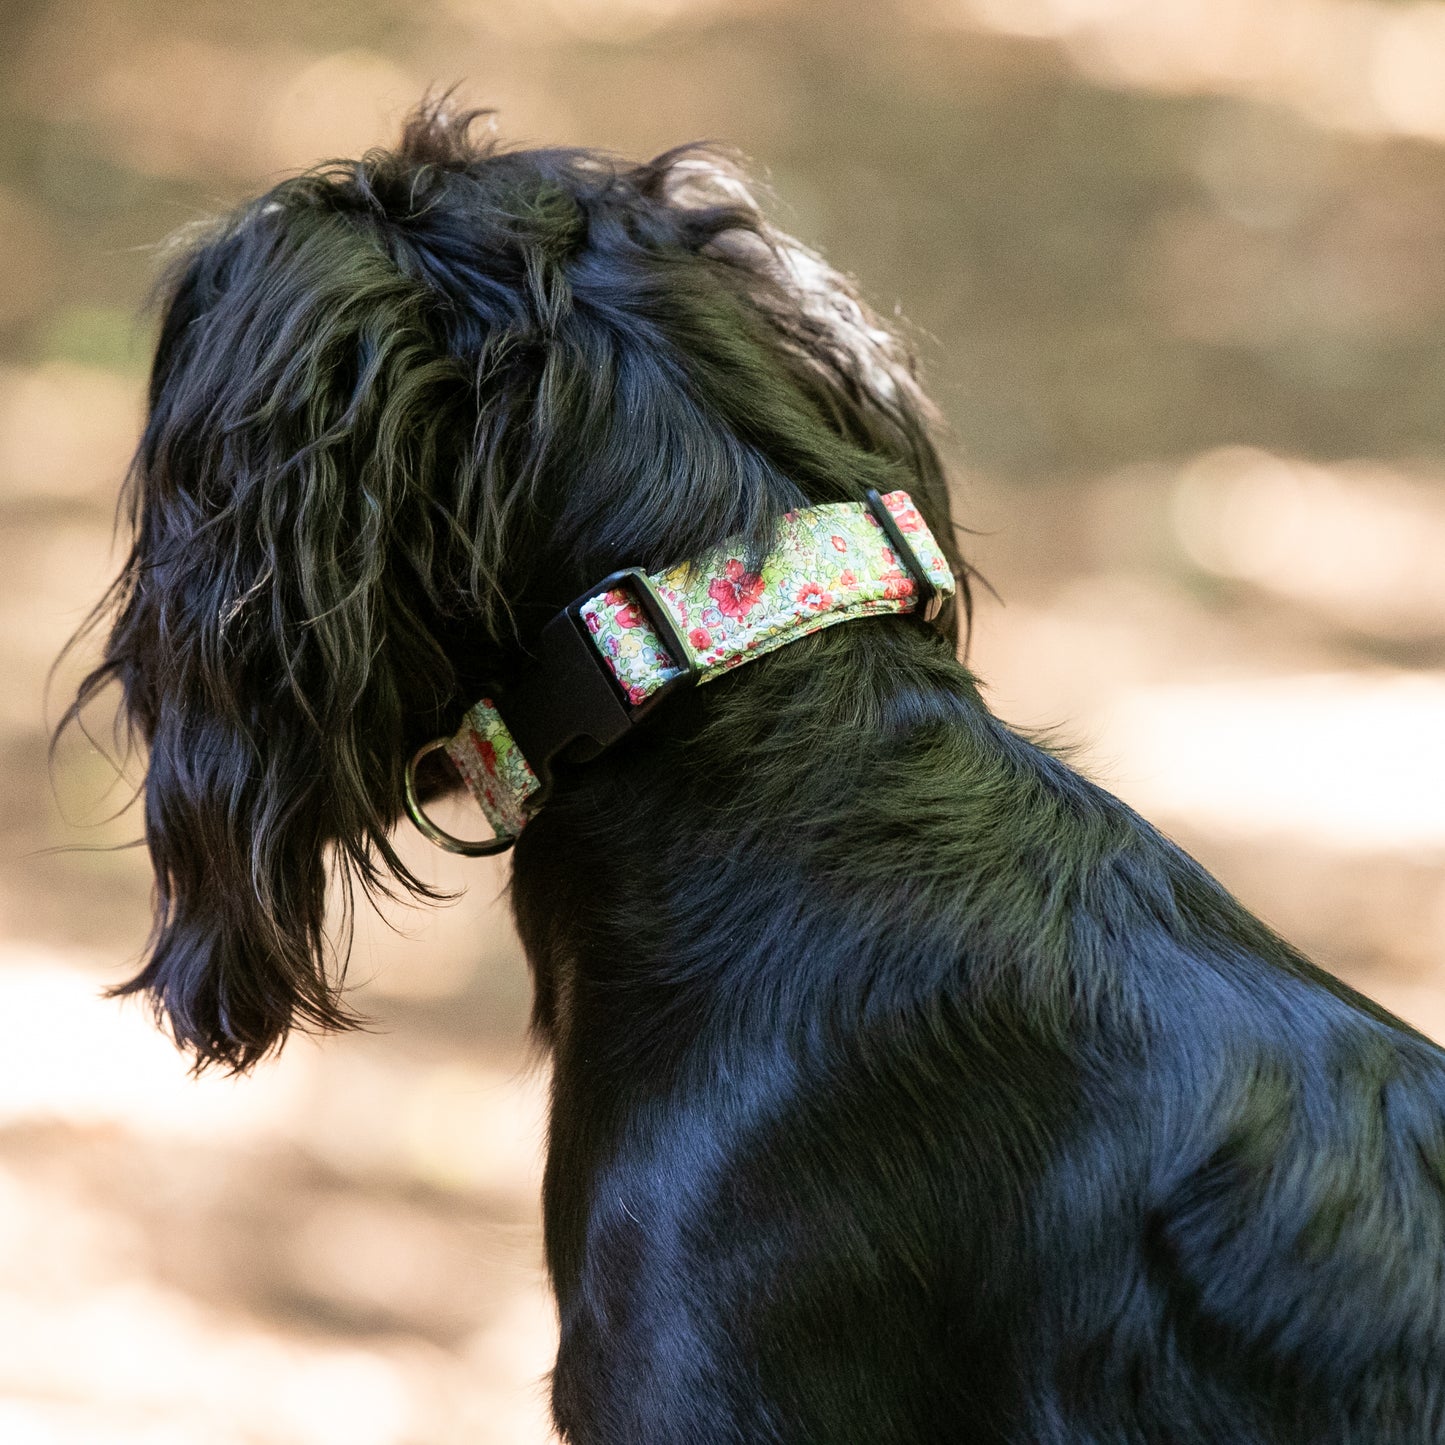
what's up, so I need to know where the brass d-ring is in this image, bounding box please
[403,738,515,856]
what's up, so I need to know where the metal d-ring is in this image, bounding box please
[402,738,515,857]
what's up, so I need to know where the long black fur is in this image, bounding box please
[60,102,1445,1442]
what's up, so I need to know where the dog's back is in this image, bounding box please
[518,619,1445,1443]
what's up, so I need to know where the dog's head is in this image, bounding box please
[59,100,967,1072]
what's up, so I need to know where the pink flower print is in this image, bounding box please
[830,534,848,552]
[688,627,711,651]
[614,602,645,629]
[627,684,648,706]
[838,569,857,588]
[708,558,765,619]
[795,581,833,611]
[882,570,915,601]
[584,611,601,634]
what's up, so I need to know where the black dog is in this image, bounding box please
[62,102,1445,1442]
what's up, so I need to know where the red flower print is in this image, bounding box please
[882,571,915,601]
[839,569,857,588]
[584,612,601,634]
[615,602,644,629]
[472,733,498,774]
[707,558,765,619]
[795,581,834,611]
[627,684,647,706]
[688,627,711,651]
[830,534,848,552]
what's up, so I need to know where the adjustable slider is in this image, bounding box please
[864,489,943,624]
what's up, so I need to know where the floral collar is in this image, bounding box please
[403,489,955,854]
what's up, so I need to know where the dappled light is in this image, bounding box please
[934,0,1445,143]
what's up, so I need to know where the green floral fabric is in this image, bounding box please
[579,489,953,703]
[443,490,954,842]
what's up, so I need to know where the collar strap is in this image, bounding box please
[403,489,955,854]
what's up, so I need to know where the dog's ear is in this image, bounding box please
[63,196,469,1073]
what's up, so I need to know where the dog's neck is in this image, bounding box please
[508,615,996,1063]
[413,490,957,855]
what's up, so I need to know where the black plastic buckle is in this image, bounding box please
[489,567,703,807]
[864,489,943,624]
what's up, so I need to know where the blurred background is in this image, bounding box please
[6,0,1445,1438]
